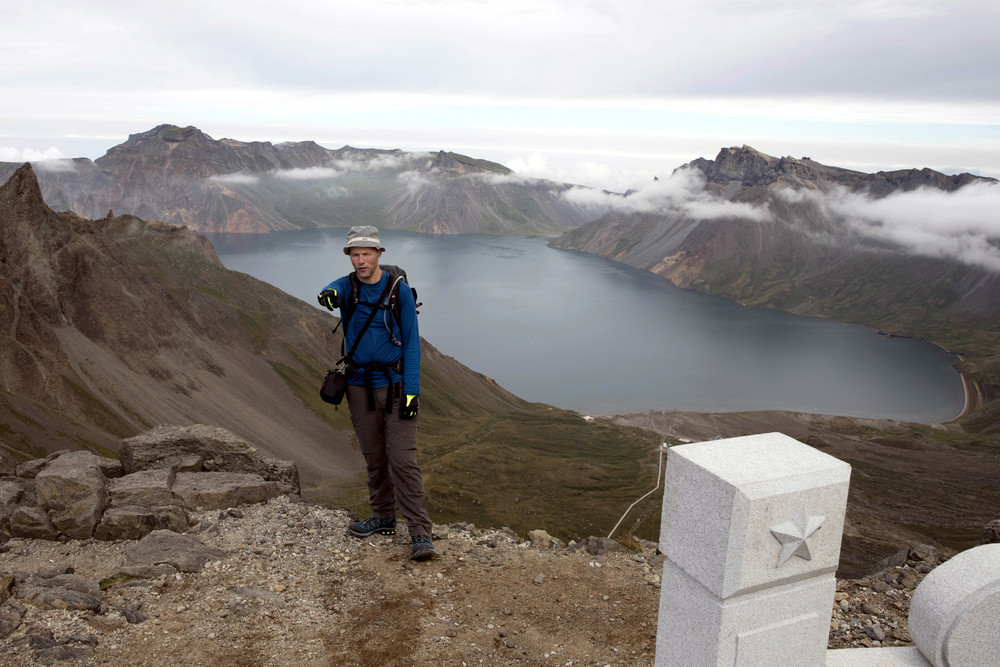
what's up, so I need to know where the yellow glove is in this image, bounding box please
[317,288,340,311]
[400,394,419,419]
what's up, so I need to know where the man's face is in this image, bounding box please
[350,247,382,282]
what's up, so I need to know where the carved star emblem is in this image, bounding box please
[770,502,825,567]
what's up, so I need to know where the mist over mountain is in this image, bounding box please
[0,125,599,235]
[550,145,1000,384]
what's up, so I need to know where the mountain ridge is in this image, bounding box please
[0,124,595,235]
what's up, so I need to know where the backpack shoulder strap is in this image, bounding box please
[341,276,392,362]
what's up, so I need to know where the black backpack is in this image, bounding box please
[340,264,421,342]
[329,264,421,412]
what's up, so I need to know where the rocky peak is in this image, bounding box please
[430,150,470,174]
[686,145,857,190]
[705,145,780,183]
[429,150,512,176]
[98,124,216,164]
[0,162,53,221]
[686,146,993,196]
[865,167,992,197]
[0,163,74,331]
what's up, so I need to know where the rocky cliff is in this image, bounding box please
[0,125,598,235]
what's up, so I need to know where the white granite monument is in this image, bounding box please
[655,431,1000,666]
[656,432,851,666]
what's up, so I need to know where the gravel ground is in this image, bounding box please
[0,496,930,666]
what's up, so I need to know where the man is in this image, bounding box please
[317,226,435,561]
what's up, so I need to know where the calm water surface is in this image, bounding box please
[207,229,966,422]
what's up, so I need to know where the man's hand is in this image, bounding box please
[318,288,340,311]
[400,394,419,419]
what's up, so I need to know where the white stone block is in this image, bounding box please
[909,543,1000,667]
[657,558,835,666]
[826,646,931,666]
[660,432,851,598]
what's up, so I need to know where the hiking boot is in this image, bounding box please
[410,534,437,561]
[348,516,396,538]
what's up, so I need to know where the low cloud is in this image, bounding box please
[0,146,73,168]
[208,172,259,185]
[562,167,771,221]
[333,152,430,174]
[790,182,1000,272]
[208,153,431,186]
[397,170,433,193]
[475,171,529,186]
[274,167,340,180]
[33,159,78,173]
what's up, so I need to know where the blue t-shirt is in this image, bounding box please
[321,270,420,396]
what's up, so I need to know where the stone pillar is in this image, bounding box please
[655,432,851,666]
[908,543,1000,666]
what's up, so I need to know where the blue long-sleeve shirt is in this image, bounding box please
[321,270,420,396]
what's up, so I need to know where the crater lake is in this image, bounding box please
[207,229,966,422]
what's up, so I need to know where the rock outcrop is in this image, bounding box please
[0,425,298,543]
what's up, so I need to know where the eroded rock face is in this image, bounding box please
[34,452,108,539]
[8,507,57,540]
[106,468,178,508]
[120,425,299,496]
[171,472,281,511]
[1,424,299,543]
[94,506,190,541]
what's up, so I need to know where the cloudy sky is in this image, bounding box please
[2,0,998,191]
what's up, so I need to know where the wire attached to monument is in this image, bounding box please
[607,442,669,540]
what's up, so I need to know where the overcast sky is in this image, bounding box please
[2,0,998,190]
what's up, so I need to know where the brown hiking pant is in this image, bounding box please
[346,383,432,537]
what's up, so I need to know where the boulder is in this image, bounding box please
[2,426,302,544]
[0,602,24,640]
[120,425,299,495]
[21,586,101,612]
[171,472,281,510]
[34,451,108,539]
[107,468,177,508]
[27,573,101,598]
[567,536,628,556]
[16,571,103,614]
[0,481,24,510]
[94,457,124,480]
[9,506,59,540]
[528,529,566,549]
[94,505,190,540]
[125,530,225,573]
[15,459,47,480]
[0,481,25,539]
